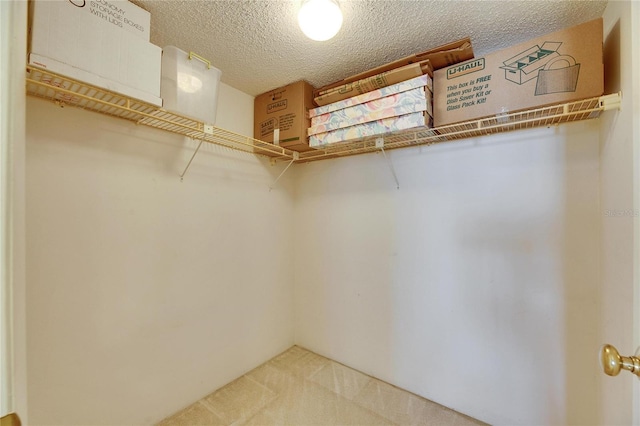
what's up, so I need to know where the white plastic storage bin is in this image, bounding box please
[161,46,222,124]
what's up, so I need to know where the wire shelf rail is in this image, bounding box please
[26,66,620,164]
[25,66,295,162]
[297,93,620,162]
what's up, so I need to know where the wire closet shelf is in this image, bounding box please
[26,66,621,163]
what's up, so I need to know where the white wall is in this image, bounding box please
[22,8,636,426]
[599,1,640,424]
[25,83,295,425]
[293,120,603,425]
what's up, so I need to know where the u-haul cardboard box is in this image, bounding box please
[29,0,161,106]
[433,18,603,127]
[254,80,316,152]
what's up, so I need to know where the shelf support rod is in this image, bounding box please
[376,138,399,190]
[269,152,299,191]
[180,139,204,181]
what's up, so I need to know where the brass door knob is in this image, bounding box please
[601,344,640,377]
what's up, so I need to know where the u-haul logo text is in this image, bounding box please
[267,100,287,114]
[447,59,485,79]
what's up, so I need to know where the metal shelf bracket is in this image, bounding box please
[376,138,400,190]
[180,138,203,181]
[600,92,622,111]
[269,151,299,191]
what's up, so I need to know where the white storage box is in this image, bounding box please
[29,0,162,106]
[161,46,222,124]
[45,0,152,41]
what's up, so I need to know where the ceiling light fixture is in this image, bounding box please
[298,0,343,42]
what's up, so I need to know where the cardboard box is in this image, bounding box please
[433,18,603,127]
[30,0,151,41]
[313,61,432,107]
[314,38,473,97]
[254,80,315,147]
[29,0,161,106]
[309,112,432,148]
[309,87,432,136]
[161,46,222,124]
[310,75,432,118]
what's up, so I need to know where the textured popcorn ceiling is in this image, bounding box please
[132,0,607,96]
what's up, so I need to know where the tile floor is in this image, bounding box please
[158,346,487,426]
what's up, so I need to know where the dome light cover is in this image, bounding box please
[298,0,343,41]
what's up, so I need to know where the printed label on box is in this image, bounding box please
[56,0,151,40]
[442,71,493,113]
[260,117,278,138]
[442,41,581,116]
[446,58,485,80]
[267,99,288,114]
